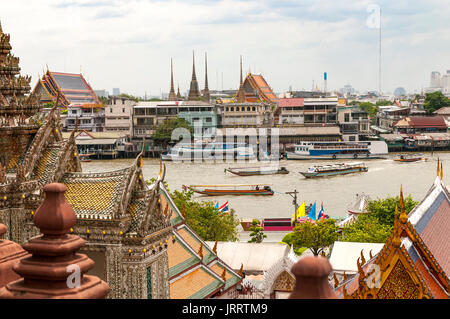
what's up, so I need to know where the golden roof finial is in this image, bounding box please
[159,159,162,176]
[399,184,405,214]
[213,240,217,254]
[437,158,440,177]
[333,272,339,288]
[181,204,186,218]
[238,263,244,277]
[369,249,373,259]
[360,250,366,265]
[393,204,402,246]
[440,162,443,180]
[343,271,348,281]
[221,266,227,281]
[198,242,203,259]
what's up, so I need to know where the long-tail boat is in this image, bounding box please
[186,184,274,196]
[299,162,368,178]
[393,153,426,162]
[225,166,289,176]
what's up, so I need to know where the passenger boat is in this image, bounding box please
[286,141,388,160]
[161,142,256,161]
[79,154,92,162]
[299,162,368,178]
[185,184,274,196]
[393,153,426,162]
[225,166,289,176]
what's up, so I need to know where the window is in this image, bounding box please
[344,113,350,122]
[205,117,212,123]
[252,107,256,111]
[122,108,125,113]
[110,108,113,113]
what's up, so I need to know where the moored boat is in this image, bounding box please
[185,184,274,196]
[79,154,92,162]
[299,162,368,178]
[393,153,426,162]
[225,166,289,176]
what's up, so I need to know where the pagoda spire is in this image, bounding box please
[176,84,182,100]
[188,51,201,101]
[203,52,210,102]
[168,58,176,101]
[237,55,246,103]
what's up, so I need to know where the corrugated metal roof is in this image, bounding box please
[329,241,384,273]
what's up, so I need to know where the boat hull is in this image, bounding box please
[226,169,289,176]
[286,152,386,160]
[300,167,368,178]
[393,158,422,162]
[193,189,274,196]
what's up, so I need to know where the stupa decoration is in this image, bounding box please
[168,58,176,101]
[0,22,81,244]
[334,163,449,299]
[202,52,210,102]
[0,183,110,298]
[0,222,28,288]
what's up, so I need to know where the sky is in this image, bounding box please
[1,0,449,97]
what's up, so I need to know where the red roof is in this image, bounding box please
[396,116,447,128]
[278,98,304,107]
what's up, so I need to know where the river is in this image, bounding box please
[81,152,448,223]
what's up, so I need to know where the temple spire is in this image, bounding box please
[188,51,201,100]
[168,58,176,101]
[237,55,246,103]
[176,84,182,100]
[240,55,243,86]
[203,52,210,102]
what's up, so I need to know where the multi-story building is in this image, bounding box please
[337,106,370,141]
[132,101,217,138]
[374,105,409,133]
[394,116,447,134]
[303,97,338,124]
[217,102,272,128]
[275,98,304,125]
[104,96,135,135]
[66,105,105,132]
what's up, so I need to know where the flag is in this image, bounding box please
[318,202,325,219]
[308,202,317,220]
[215,202,219,211]
[292,202,305,222]
[219,201,229,212]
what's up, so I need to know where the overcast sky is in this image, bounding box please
[2,0,449,97]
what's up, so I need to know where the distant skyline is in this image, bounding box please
[2,0,449,96]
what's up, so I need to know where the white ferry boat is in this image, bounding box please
[286,141,388,160]
[161,142,256,161]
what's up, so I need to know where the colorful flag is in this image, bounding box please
[215,202,219,210]
[292,202,305,222]
[318,202,325,219]
[219,201,229,212]
[308,202,317,220]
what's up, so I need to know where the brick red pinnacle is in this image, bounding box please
[0,183,110,299]
[289,256,337,299]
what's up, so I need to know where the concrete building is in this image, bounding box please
[217,102,272,128]
[104,96,135,134]
[275,98,305,125]
[132,101,217,139]
[337,106,370,141]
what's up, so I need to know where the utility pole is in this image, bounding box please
[286,189,299,226]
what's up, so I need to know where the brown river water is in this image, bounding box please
[81,152,449,222]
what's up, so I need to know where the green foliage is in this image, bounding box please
[289,219,338,256]
[170,189,240,242]
[248,219,267,243]
[151,117,193,145]
[424,91,450,114]
[367,195,418,226]
[375,100,392,107]
[98,96,108,105]
[61,109,68,114]
[340,195,418,243]
[340,214,392,243]
[118,93,138,101]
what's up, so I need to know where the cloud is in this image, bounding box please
[1,0,449,96]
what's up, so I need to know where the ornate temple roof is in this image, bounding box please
[159,184,243,298]
[34,71,101,108]
[236,73,278,104]
[334,170,450,299]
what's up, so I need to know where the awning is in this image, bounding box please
[76,139,117,145]
[370,125,390,133]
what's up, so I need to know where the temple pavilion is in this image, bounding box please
[334,162,449,299]
[0,22,241,299]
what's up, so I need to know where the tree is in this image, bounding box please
[170,189,240,241]
[151,117,193,146]
[367,195,418,226]
[248,219,267,243]
[289,219,338,256]
[340,214,392,243]
[424,91,450,114]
